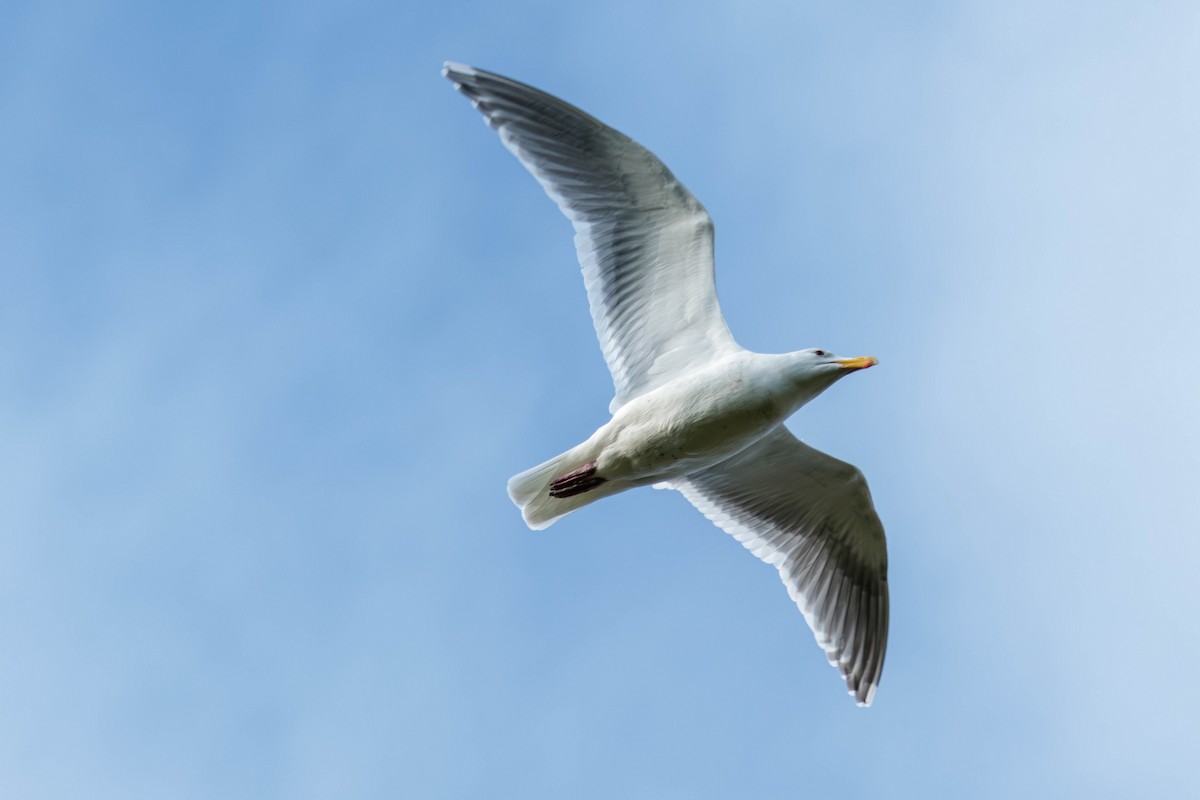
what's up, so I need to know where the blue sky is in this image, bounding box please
[2,0,1198,797]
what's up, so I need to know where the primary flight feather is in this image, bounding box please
[444,62,889,706]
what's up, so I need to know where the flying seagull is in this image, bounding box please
[444,63,889,706]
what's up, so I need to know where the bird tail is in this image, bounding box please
[507,446,622,530]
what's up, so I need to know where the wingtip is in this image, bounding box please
[852,682,878,707]
[442,61,474,81]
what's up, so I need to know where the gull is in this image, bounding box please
[444,63,889,706]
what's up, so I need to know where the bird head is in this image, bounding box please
[783,348,878,407]
[801,348,878,376]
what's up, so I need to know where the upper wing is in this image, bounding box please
[444,63,741,411]
[676,425,889,706]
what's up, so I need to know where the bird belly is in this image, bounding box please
[595,370,783,483]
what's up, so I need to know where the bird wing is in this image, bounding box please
[444,63,741,412]
[675,425,889,705]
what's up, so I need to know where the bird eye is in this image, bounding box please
[813,350,827,357]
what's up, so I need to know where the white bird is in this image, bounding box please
[444,63,889,706]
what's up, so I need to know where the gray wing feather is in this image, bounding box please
[677,425,889,706]
[443,63,740,410]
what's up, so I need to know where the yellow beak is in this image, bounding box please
[836,356,879,370]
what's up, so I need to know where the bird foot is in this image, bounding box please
[549,462,606,498]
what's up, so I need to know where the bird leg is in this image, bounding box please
[549,462,607,498]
